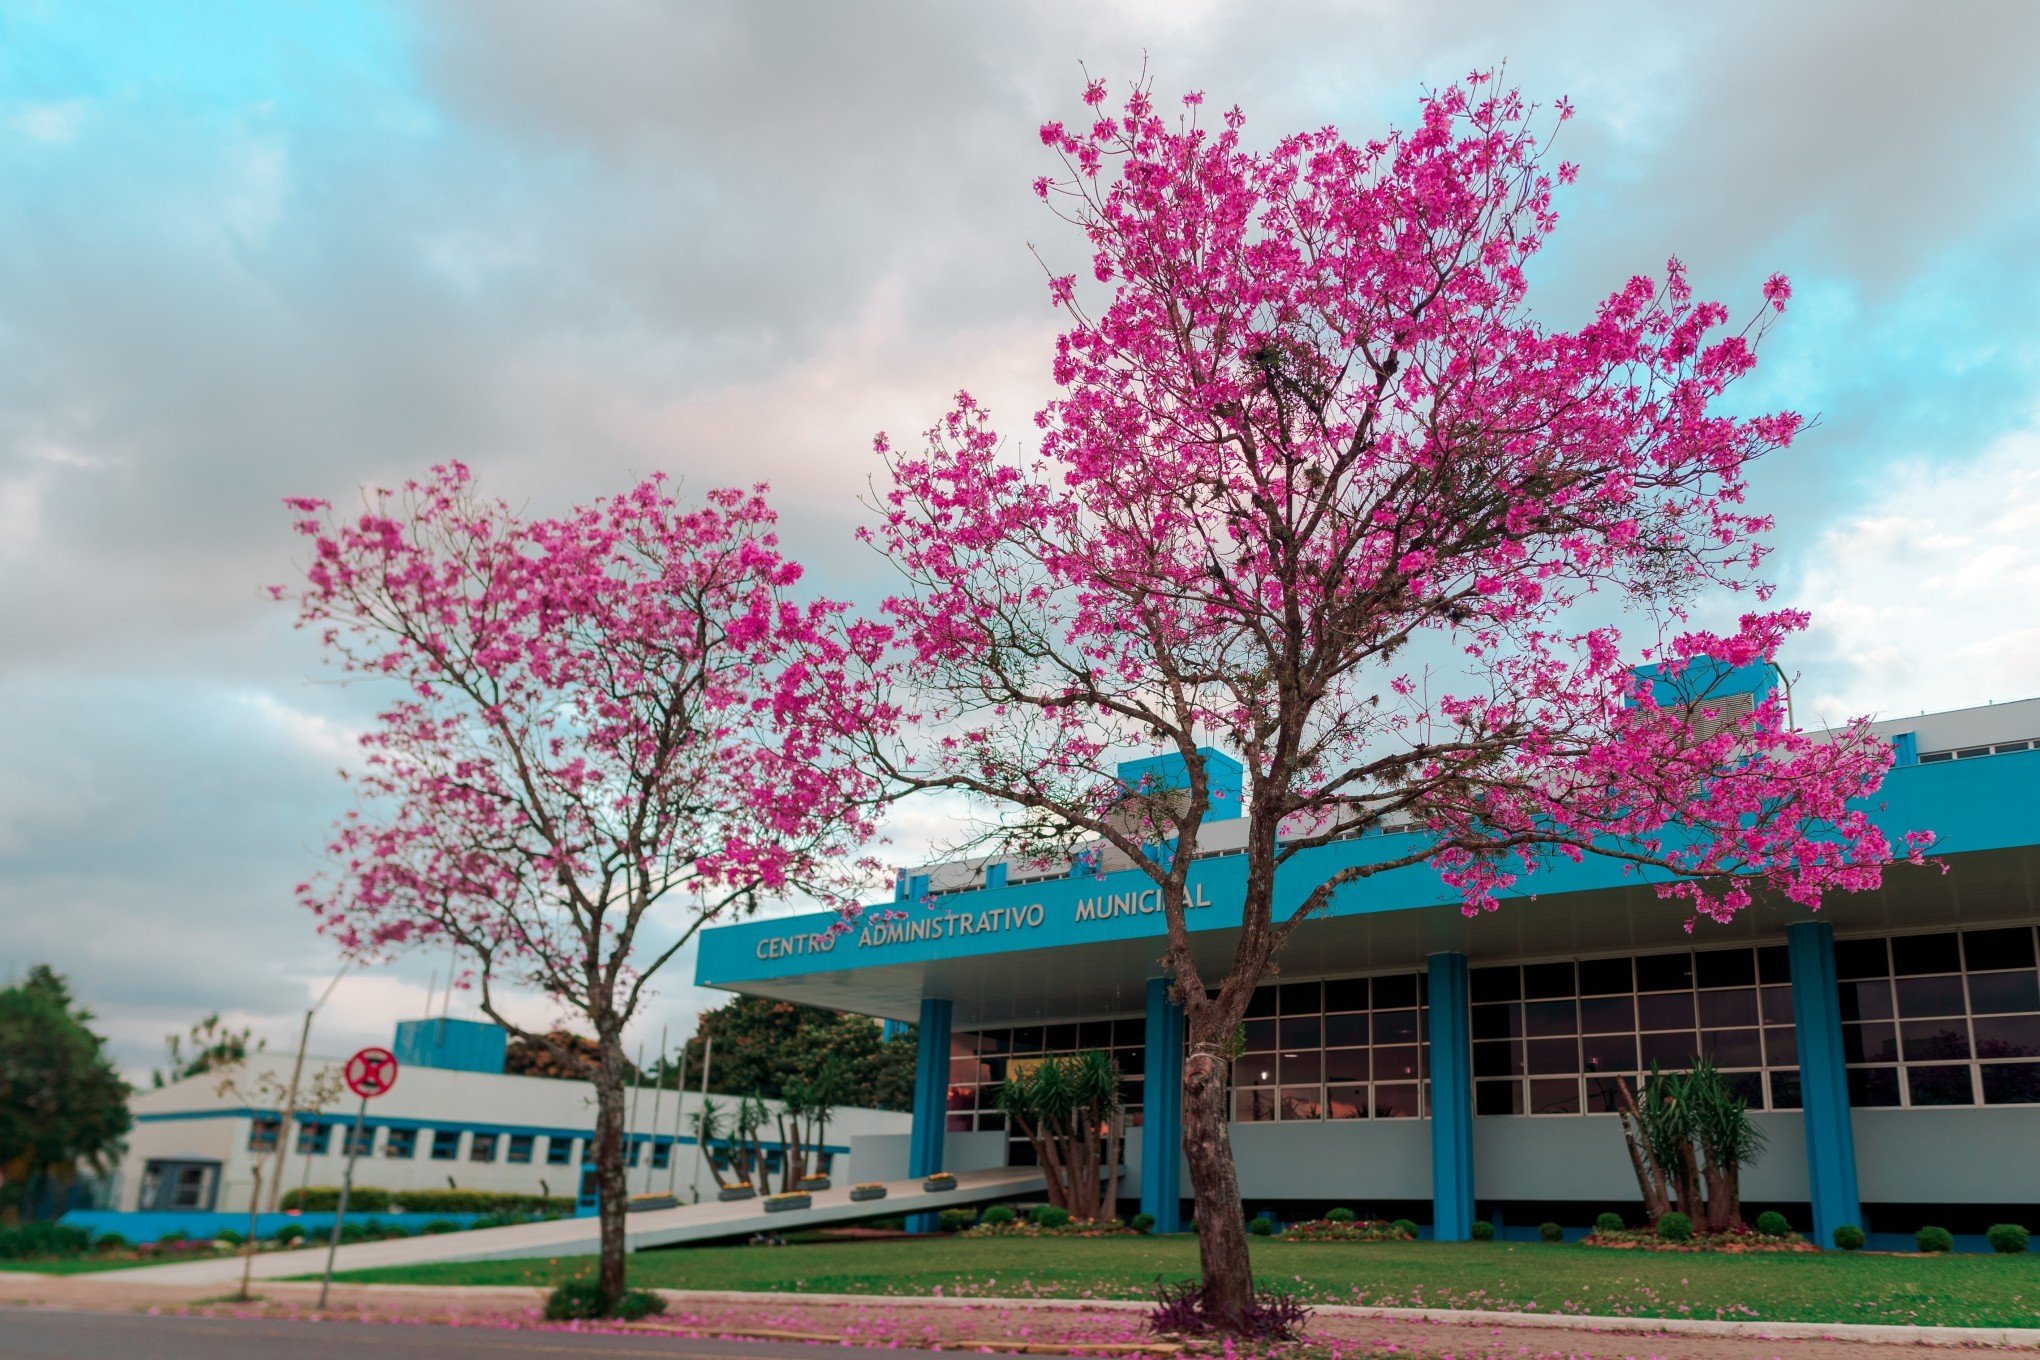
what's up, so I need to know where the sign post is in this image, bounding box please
[318,1047,398,1309]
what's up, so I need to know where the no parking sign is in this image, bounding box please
[343,1047,399,1099]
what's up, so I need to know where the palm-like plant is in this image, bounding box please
[692,1097,729,1188]
[1615,1058,1764,1231]
[997,1050,1125,1220]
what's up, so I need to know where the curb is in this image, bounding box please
[633,1288,2040,1350]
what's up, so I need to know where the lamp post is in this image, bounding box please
[265,959,352,1212]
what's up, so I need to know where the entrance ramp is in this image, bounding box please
[117,1166,1045,1286]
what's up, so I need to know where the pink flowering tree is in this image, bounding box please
[280,467,886,1306]
[861,74,1929,1328]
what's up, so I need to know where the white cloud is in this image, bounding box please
[1795,418,2040,719]
[10,99,89,143]
[232,689,361,766]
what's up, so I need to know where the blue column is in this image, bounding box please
[906,997,953,1234]
[1140,977,1184,1233]
[1787,921,1861,1247]
[1426,952,1474,1241]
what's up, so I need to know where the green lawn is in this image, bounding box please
[326,1235,2040,1329]
[0,1255,207,1274]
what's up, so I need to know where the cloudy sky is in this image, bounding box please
[4,0,2038,1079]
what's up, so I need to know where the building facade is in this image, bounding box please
[119,1017,910,1216]
[696,692,2040,1245]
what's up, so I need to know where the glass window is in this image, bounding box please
[507,1134,535,1164]
[296,1122,332,1155]
[248,1116,281,1153]
[651,1141,671,1169]
[343,1123,375,1157]
[546,1136,574,1165]
[431,1130,461,1160]
[470,1133,498,1163]
[384,1128,417,1159]
[1835,928,2040,1109]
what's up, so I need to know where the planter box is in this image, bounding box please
[849,1186,888,1203]
[717,1186,757,1202]
[922,1177,958,1192]
[797,1176,831,1192]
[626,1194,679,1213]
[763,1194,811,1213]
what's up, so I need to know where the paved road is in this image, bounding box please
[0,1310,915,1360]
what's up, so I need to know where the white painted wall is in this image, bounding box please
[122,1055,910,1213]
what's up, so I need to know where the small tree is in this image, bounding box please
[855,73,1928,1328]
[690,1098,728,1189]
[996,1050,1125,1221]
[153,1014,265,1089]
[1614,1060,1764,1233]
[0,967,130,1220]
[281,467,887,1307]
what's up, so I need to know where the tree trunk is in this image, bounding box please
[1181,1018,1254,1327]
[593,1026,630,1307]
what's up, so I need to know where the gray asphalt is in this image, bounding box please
[0,1310,919,1359]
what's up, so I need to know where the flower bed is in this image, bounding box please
[1280,1218,1415,1243]
[763,1193,811,1213]
[717,1184,757,1202]
[848,1183,888,1202]
[921,1173,957,1192]
[961,1217,1137,1238]
[1585,1225,1818,1253]
[627,1194,679,1213]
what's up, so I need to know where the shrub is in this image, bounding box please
[1594,1212,1624,1234]
[1393,1218,1419,1239]
[1656,1212,1693,1243]
[285,1185,572,1216]
[1539,1221,1564,1243]
[1325,1207,1356,1224]
[1832,1224,1866,1251]
[1130,1212,1156,1234]
[544,1280,609,1321]
[1755,1211,1791,1237]
[938,1207,979,1232]
[1248,1215,1275,1237]
[1986,1223,2030,1255]
[1470,1220,1494,1241]
[420,1219,462,1235]
[1030,1205,1071,1229]
[1916,1225,1954,1254]
[337,1221,368,1243]
[93,1232,128,1252]
[980,1205,1017,1226]
[1150,1279,1310,1341]
[614,1288,666,1321]
[0,1222,92,1259]
[273,1223,305,1245]
[471,1210,533,1230]
[280,1186,392,1213]
[214,1228,246,1247]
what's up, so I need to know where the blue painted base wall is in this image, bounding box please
[61,1209,486,1241]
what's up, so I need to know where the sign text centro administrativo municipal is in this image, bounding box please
[751,883,1214,961]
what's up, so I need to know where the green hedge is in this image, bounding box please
[280,1186,573,1215]
[0,1222,92,1259]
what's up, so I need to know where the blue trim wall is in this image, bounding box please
[698,752,2035,991]
[1140,977,1184,1232]
[130,1108,845,1154]
[1788,921,1862,1246]
[1426,952,1474,1240]
[61,1210,492,1241]
[906,997,952,1234]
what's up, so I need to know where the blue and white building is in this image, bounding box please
[696,687,2040,1246]
[115,1017,909,1221]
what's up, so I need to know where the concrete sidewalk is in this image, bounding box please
[113,1166,1042,1286]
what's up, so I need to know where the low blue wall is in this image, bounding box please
[60,1209,482,1242]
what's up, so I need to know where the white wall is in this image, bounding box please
[122,1056,910,1213]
